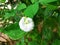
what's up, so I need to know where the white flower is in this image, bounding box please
[0,6,4,9]
[5,0,8,3]
[13,5,17,9]
[19,17,34,32]
[5,7,8,9]
[7,4,12,10]
[9,21,13,24]
[0,3,4,5]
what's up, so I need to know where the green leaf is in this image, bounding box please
[52,39,60,45]
[44,5,57,20]
[46,4,57,10]
[3,23,26,40]
[31,0,38,3]
[27,28,41,40]
[44,17,57,29]
[17,3,26,11]
[16,41,20,45]
[24,2,39,18]
[28,41,39,45]
[16,38,26,45]
[0,0,5,3]
[57,26,60,36]
[41,40,48,45]
[39,0,57,4]
[20,38,26,45]
[58,15,60,25]
[4,10,16,19]
[0,28,3,32]
[42,26,52,40]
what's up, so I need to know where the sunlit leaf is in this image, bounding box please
[24,2,39,18]
[3,23,27,40]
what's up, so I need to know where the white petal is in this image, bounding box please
[13,5,17,9]
[0,3,4,5]
[19,17,34,32]
[5,7,8,9]
[7,4,12,10]
[0,6,4,9]
[5,0,8,3]
[9,21,13,24]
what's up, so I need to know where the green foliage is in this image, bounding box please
[24,2,39,18]
[44,4,57,20]
[3,23,26,40]
[42,27,53,40]
[41,40,48,45]
[39,0,57,4]
[16,38,26,45]
[52,39,60,45]
[31,0,38,3]
[28,41,39,45]
[16,3,26,11]
[0,0,60,45]
[4,10,16,19]
[0,0,5,3]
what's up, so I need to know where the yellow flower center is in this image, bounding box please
[24,17,29,24]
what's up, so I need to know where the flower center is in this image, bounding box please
[24,17,29,24]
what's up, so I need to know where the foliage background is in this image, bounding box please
[0,0,60,45]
